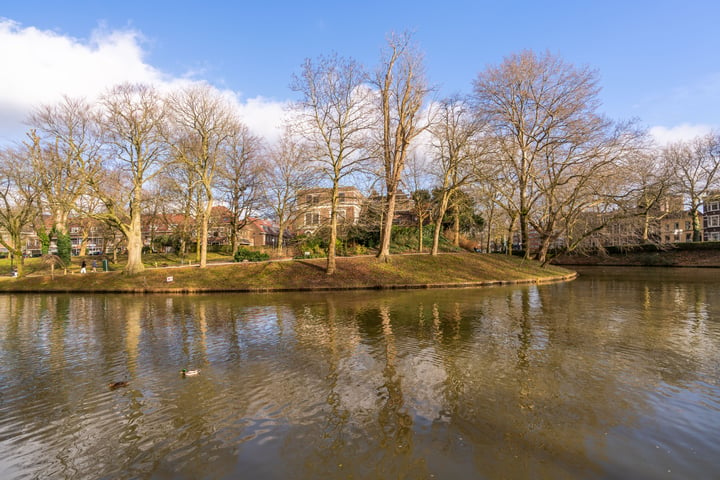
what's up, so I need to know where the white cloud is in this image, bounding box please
[649,123,715,146]
[0,19,287,144]
[0,19,162,140]
[232,95,290,142]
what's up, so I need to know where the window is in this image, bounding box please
[305,213,320,225]
[709,215,720,227]
[686,221,691,230]
[674,222,679,230]
[709,201,720,212]
[338,192,346,202]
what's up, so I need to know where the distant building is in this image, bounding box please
[294,187,365,234]
[572,195,699,250]
[703,193,720,241]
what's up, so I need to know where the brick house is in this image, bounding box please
[703,193,720,241]
[294,187,365,234]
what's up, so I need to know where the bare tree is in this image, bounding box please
[166,83,240,268]
[428,96,480,255]
[374,32,431,260]
[92,83,169,274]
[664,131,720,241]
[616,146,675,243]
[262,127,318,252]
[402,154,433,252]
[0,146,40,276]
[25,96,102,257]
[216,123,265,256]
[154,158,201,258]
[472,50,603,257]
[290,53,373,274]
[528,120,644,264]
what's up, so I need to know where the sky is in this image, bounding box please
[1,0,719,145]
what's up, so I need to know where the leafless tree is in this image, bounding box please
[402,154,433,252]
[615,146,676,243]
[0,146,41,276]
[473,50,603,257]
[25,96,102,239]
[262,127,318,252]
[428,96,481,255]
[154,159,200,258]
[664,131,720,241]
[374,32,431,260]
[166,83,239,268]
[529,120,644,264]
[216,123,266,255]
[290,53,373,274]
[472,50,648,264]
[92,83,170,274]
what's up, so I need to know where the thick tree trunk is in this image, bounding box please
[691,207,702,241]
[377,191,397,259]
[125,210,145,274]
[199,201,213,268]
[277,225,285,252]
[326,184,338,275]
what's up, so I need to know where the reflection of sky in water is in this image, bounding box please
[0,269,719,479]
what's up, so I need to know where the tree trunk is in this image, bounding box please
[691,207,702,241]
[199,201,212,268]
[519,211,529,257]
[453,205,460,246]
[125,210,144,274]
[417,218,424,253]
[485,203,495,253]
[431,193,451,256]
[326,185,338,275]
[377,191,397,259]
[277,225,285,252]
[536,236,551,266]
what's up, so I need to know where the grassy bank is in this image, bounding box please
[0,253,575,293]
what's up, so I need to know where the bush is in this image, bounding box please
[234,247,270,262]
[56,232,72,266]
[293,235,327,258]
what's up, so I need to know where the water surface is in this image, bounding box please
[0,267,719,479]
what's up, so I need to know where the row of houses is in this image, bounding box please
[11,207,281,258]
[5,187,720,257]
[519,193,720,253]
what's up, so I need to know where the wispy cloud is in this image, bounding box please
[649,123,714,146]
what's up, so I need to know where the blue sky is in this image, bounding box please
[1,0,719,144]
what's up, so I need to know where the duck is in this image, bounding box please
[181,369,200,377]
[108,381,129,390]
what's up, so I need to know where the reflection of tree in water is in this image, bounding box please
[316,299,352,451]
[2,279,719,479]
[377,305,414,453]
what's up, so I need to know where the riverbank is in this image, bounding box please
[0,253,575,293]
[552,245,720,267]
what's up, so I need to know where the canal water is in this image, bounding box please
[0,267,718,479]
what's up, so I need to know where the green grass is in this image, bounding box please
[0,253,576,293]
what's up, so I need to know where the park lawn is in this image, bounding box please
[0,253,575,293]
